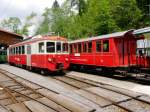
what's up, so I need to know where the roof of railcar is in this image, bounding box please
[133,27,150,35]
[69,30,134,43]
[9,35,67,47]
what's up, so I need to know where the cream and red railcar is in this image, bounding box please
[8,35,69,73]
[135,27,150,69]
[69,30,142,71]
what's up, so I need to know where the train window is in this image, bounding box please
[83,42,87,52]
[88,42,92,53]
[19,46,21,54]
[17,47,19,54]
[16,47,19,54]
[56,42,61,53]
[9,49,12,55]
[13,48,15,55]
[103,40,109,52]
[96,41,102,52]
[39,42,45,53]
[70,44,73,54]
[12,48,14,54]
[10,48,12,55]
[147,48,150,56]
[22,46,25,54]
[78,43,82,53]
[63,43,68,53]
[47,42,55,53]
[137,49,145,56]
[74,44,77,53]
[13,48,15,54]
[27,45,31,54]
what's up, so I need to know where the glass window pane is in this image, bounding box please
[27,46,31,54]
[63,43,68,52]
[147,48,150,56]
[96,41,101,52]
[88,42,92,53]
[19,46,21,54]
[47,42,55,53]
[56,42,61,52]
[70,44,73,54]
[16,47,18,54]
[74,44,77,53]
[103,40,109,52]
[78,43,82,53]
[39,42,45,53]
[22,46,25,54]
[83,43,87,52]
[13,48,15,54]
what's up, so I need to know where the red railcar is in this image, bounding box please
[8,35,70,73]
[69,30,142,71]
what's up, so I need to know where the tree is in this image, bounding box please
[67,0,120,39]
[53,0,60,8]
[136,0,150,27]
[66,0,87,15]
[35,8,52,35]
[112,0,142,30]
[0,17,21,33]
[36,0,145,40]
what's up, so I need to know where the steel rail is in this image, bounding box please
[65,75,150,105]
[0,69,72,112]
[52,76,133,112]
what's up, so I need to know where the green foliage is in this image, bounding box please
[0,17,21,33]
[136,0,150,27]
[36,8,51,35]
[0,0,147,38]
[0,12,37,36]
[112,0,142,30]
[36,0,144,40]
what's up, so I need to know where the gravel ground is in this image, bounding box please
[96,105,128,112]
[119,99,150,112]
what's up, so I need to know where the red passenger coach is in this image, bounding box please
[8,35,70,73]
[69,30,141,71]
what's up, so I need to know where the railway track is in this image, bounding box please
[0,66,150,112]
[0,69,94,112]
[51,73,150,112]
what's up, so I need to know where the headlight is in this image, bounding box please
[48,58,52,62]
[65,58,69,61]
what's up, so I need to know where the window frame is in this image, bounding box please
[46,42,55,53]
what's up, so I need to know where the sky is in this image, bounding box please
[0,0,64,36]
[0,0,64,21]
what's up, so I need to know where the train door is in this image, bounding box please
[116,38,124,66]
[26,45,31,67]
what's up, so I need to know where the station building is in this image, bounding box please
[0,29,23,50]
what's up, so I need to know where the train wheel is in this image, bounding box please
[40,69,48,75]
